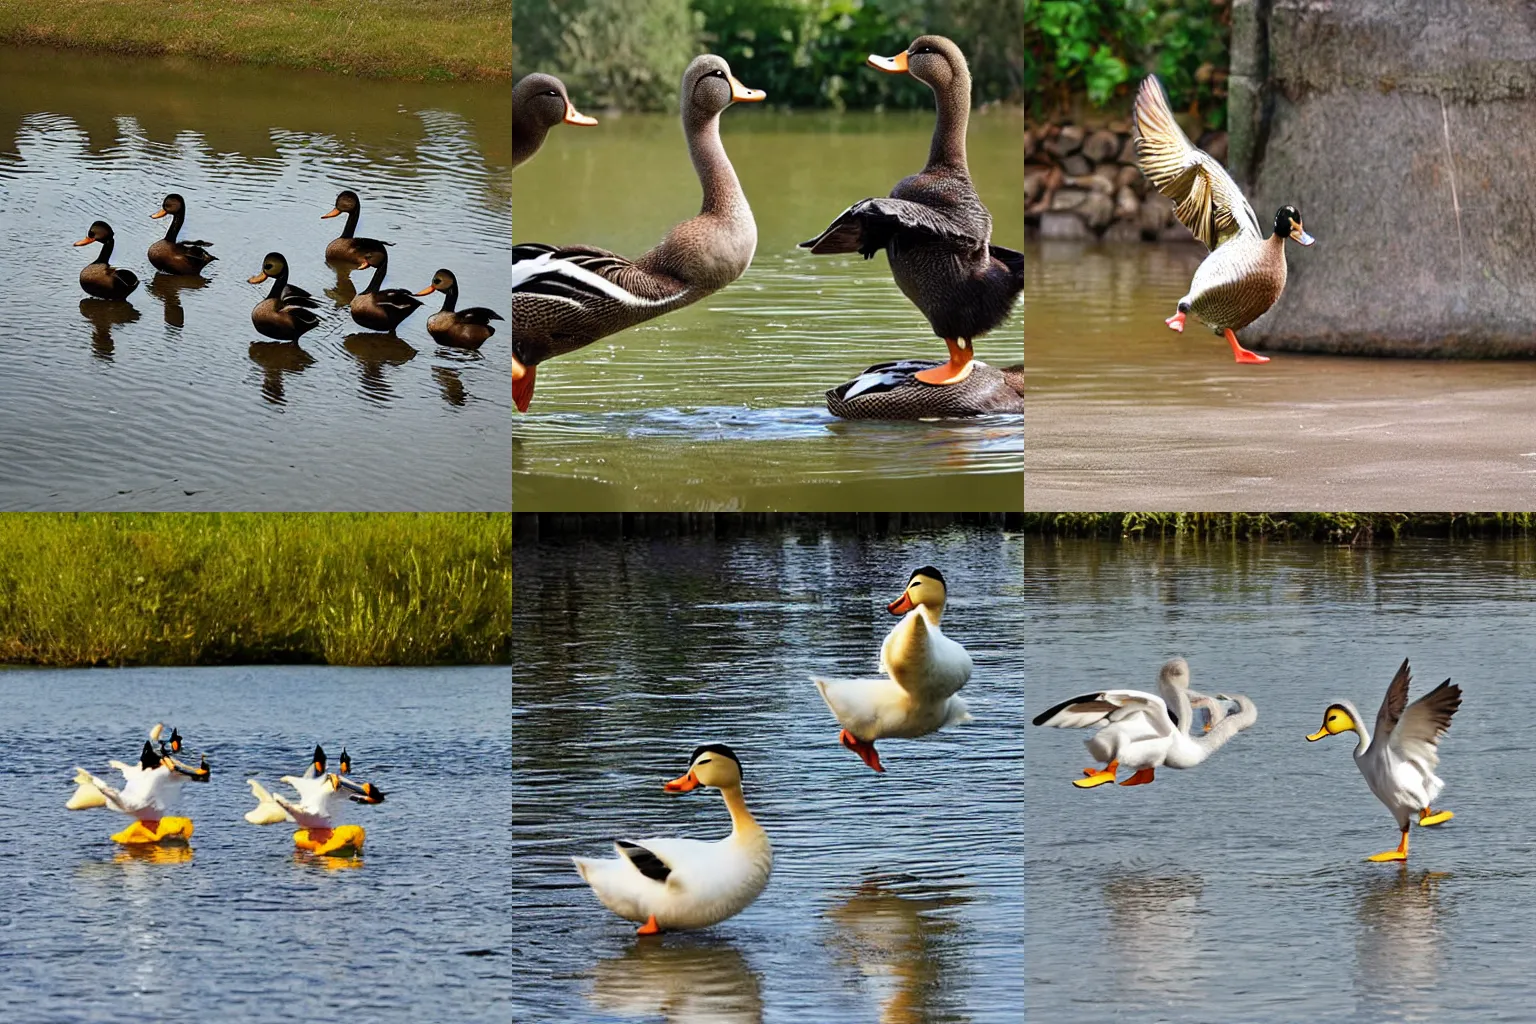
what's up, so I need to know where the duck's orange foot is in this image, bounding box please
[1119,767,1156,786]
[513,360,536,412]
[636,914,661,936]
[913,339,975,385]
[295,825,365,857]
[1225,329,1270,364]
[838,729,885,773]
[1166,310,1186,332]
[112,816,193,845]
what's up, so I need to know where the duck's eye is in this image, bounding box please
[544,90,559,97]
[708,70,726,78]
[696,758,712,765]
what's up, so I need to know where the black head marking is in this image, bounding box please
[139,741,161,771]
[1273,205,1301,235]
[908,565,946,587]
[312,744,326,771]
[689,743,741,776]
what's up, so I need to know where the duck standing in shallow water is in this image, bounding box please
[814,566,973,772]
[510,54,764,412]
[322,190,391,268]
[349,248,422,333]
[574,744,771,934]
[513,73,597,170]
[249,252,322,341]
[245,744,386,857]
[67,724,210,844]
[1134,75,1314,363]
[147,193,216,275]
[415,268,503,348]
[74,221,139,300]
[1307,658,1460,862]
[802,36,1022,388]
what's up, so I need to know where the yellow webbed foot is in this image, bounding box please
[111,817,193,845]
[1419,809,1453,827]
[1073,772,1116,789]
[294,825,365,857]
[1366,849,1408,862]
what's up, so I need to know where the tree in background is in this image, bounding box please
[513,0,701,111]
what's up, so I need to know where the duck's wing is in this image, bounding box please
[455,306,505,325]
[1032,689,1175,735]
[1386,675,1461,769]
[374,288,424,313]
[1134,75,1261,250]
[513,243,688,307]
[1369,658,1413,756]
[615,839,673,883]
[799,197,987,258]
[244,779,291,825]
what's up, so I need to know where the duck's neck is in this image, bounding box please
[512,120,549,169]
[163,209,184,243]
[720,784,761,838]
[340,207,360,240]
[439,283,459,313]
[95,236,114,265]
[364,258,387,294]
[916,603,943,628]
[266,267,288,301]
[685,111,747,218]
[926,71,972,173]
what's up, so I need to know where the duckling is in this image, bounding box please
[414,268,503,349]
[147,193,216,275]
[574,744,771,934]
[248,252,322,341]
[73,221,139,300]
[322,190,391,268]
[349,248,422,333]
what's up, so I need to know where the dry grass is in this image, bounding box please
[1024,513,1536,543]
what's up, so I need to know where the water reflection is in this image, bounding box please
[824,877,968,1024]
[147,272,209,329]
[1101,874,1205,1002]
[111,844,195,866]
[249,341,316,405]
[1354,869,1447,1014]
[433,365,468,407]
[587,940,763,1024]
[78,298,139,360]
[324,260,361,305]
[344,334,417,403]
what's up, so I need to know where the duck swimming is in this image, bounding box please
[74,221,139,300]
[147,193,217,275]
[802,36,1022,387]
[68,724,210,844]
[826,359,1023,419]
[814,566,973,772]
[415,268,503,348]
[349,248,422,333]
[1307,658,1460,862]
[573,744,771,934]
[249,252,322,341]
[245,744,386,857]
[322,190,391,268]
[513,72,597,170]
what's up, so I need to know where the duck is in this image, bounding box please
[513,72,597,170]
[67,727,210,844]
[1306,658,1460,862]
[510,54,765,413]
[245,744,386,857]
[73,221,139,300]
[801,36,1022,388]
[1033,658,1258,787]
[1134,74,1315,364]
[415,268,504,348]
[322,190,392,268]
[147,193,216,275]
[573,744,771,934]
[349,248,422,333]
[814,566,973,773]
[826,359,1024,418]
[248,252,322,341]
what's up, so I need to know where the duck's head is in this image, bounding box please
[138,741,162,771]
[682,55,765,118]
[311,744,327,775]
[1275,205,1315,246]
[249,252,289,285]
[515,72,598,129]
[336,771,385,804]
[151,193,185,220]
[1307,703,1357,742]
[887,565,947,617]
[168,727,183,753]
[338,747,352,775]
[664,743,743,793]
[1158,658,1190,690]
[73,221,114,247]
[323,190,360,220]
[868,35,968,92]
[360,247,389,270]
[415,268,457,297]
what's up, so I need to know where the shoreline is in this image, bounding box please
[1023,513,1536,542]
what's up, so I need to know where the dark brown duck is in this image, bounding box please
[415,268,503,349]
[349,247,422,333]
[322,190,391,267]
[248,252,322,342]
[147,193,216,275]
[513,73,597,170]
[74,221,139,300]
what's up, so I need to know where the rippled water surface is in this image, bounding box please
[514,527,1023,1021]
[0,46,510,510]
[1026,539,1536,1021]
[513,111,1023,510]
[1,664,509,1020]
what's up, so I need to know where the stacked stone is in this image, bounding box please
[1024,122,1228,242]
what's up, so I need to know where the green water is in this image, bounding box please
[512,109,1023,511]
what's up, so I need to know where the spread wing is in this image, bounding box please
[615,839,672,883]
[513,243,687,306]
[1371,658,1412,752]
[1032,689,1175,734]
[1134,75,1260,250]
[799,197,986,257]
[1389,678,1461,769]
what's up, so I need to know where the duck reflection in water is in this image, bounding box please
[249,341,317,405]
[78,298,140,361]
[148,272,209,329]
[433,365,468,407]
[1101,874,1206,1002]
[1355,868,1447,1013]
[344,333,417,403]
[587,939,762,1024]
[824,876,969,1024]
[112,843,194,866]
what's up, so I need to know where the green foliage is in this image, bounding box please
[1023,0,1230,127]
[1023,513,1536,543]
[514,0,702,111]
[0,514,511,667]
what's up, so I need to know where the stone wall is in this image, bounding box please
[1025,122,1227,242]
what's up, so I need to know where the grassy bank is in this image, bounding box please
[515,512,1025,541]
[1025,513,1536,542]
[0,514,510,667]
[0,0,509,82]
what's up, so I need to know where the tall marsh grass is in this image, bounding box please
[1024,513,1536,543]
[0,513,510,667]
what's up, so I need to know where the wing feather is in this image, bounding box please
[1389,678,1461,768]
[615,839,672,883]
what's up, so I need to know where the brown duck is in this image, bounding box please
[74,221,139,300]
[249,252,322,341]
[802,36,1022,387]
[510,54,764,412]
[415,269,503,349]
[349,248,422,333]
[322,190,391,267]
[513,73,597,170]
[826,359,1023,419]
[147,193,216,275]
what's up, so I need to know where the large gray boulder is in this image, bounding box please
[1230,0,1536,355]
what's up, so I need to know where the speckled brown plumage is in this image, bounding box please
[826,359,1023,419]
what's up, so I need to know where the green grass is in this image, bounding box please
[1023,513,1536,543]
[0,513,510,667]
[0,0,510,82]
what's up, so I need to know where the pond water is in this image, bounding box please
[513,110,1023,511]
[513,527,1024,1022]
[1025,538,1536,1022]
[0,46,510,511]
[1,665,510,1020]
[1025,242,1536,509]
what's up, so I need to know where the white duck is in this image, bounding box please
[1034,658,1258,787]
[1307,658,1460,862]
[68,725,210,844]
[814,565,973,773]
[246,744,386,856]
[573,744,772,935]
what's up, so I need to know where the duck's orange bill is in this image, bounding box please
[867,51,910,73]
[563,103,598,126]
[414,284,436,296]
[728,75,766,102]
[72,237,95,246]
[887,592,916,615]
[248,271,269,284]
[663,771,699,793]
[321,208,341,219]
[150,209,167,219]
